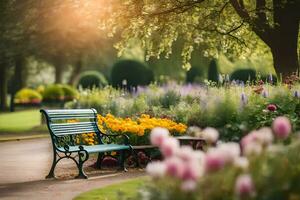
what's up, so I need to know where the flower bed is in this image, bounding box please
[133,116,300,200]
[67,83,300,142]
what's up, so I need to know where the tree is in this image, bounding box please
[108,0,300,78]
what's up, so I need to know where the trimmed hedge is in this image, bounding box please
[186,66,203,83]
[230,69,256,83]
[77,71,108,89]
[207,59,219,82]
[111,60,154,90]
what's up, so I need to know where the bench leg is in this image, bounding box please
[46,153,57,179]
[75,150,89,179]
[118,150,127,172]
[96,153,104,169]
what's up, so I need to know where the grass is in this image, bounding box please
[74,177,148,200]
[0,109,44,133]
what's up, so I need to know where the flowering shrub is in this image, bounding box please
[98,114,187,145]
[132,116,300,200]
[14,88,42,104]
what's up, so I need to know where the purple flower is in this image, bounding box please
[294,91,299,98]
[240,93,248,105]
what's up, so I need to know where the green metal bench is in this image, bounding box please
[41,108,132,179]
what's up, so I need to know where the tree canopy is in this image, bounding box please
[107,0,300,78]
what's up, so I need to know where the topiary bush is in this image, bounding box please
[207,59,219,83]
[61,85,78,101]
[77,71,108,89]
[42,84,64,102]
[14,88,42,104]
[186,66,203,83]
[111,60,154,90]
[230,69,256,83]
[43,84,78,103]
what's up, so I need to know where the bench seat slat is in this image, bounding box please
[51,122,98,129]
[55,130,97,136]
[58,144,130,153]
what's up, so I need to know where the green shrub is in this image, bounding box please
[42,84,64,102]
[111,60,154,90]
[77,71,108,89]
[207,59,219,82]
[159,90,181,109]
[230,69,256,83]
[61,85,78,101]
[14,88,42,104]
[186,66,203,83]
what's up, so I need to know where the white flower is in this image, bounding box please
[146,161,166,178]
[234,157,249,170]
[244,142,262,156]
[256,127,274,146]
[202,127,219,143]
[150,127,170,146]
[181,180,197,191]
[217,142,241,162]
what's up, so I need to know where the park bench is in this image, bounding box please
[41,108,132,179]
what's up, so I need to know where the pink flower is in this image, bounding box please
[146,161,166,178]
[165,157,184,178]
[176,146,195,162]
[150,127,170,146]
[272,116,292,139]
[267,104,277,111]
[235,174,255,197]
[161,137,180,157]
[241,132,258,148]
[204,150,226,172]
[180,161,202,181]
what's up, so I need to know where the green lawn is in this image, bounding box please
[0,109,43,132]
[74,177,148,200]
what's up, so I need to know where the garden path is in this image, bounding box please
[0,138,146,199]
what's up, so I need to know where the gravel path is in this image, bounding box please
[0,138,146,200]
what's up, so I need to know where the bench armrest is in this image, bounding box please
[101,133,130,145]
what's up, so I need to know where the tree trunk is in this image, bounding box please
[270,0,300,79]
[68,59,83,86]
[55,65,64,84]
[0,63,8,111]
[10,55,27,112]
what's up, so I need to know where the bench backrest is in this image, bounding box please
[41,109,102,147]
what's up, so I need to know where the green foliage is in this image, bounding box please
[77,71,108,89]
[111,60,154,90]
[207,59,219,83]
[230,69,256,83]
[14,88,42,104]
[159,90,181,109]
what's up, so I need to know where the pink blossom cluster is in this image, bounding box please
[146,116,292,197]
